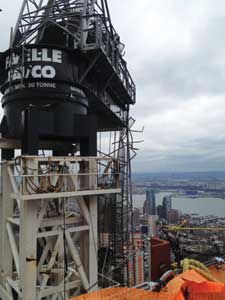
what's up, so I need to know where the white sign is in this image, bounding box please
[6,48,63,81]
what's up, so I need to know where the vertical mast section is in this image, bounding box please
[0,156,121,299]
[0,0,137,296]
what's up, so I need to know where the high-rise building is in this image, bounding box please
[133,208,141,231]
[148,215,159,237]
[162,195,172,219]
[168,209,181,224]
[144,189,156,215]
[150,237,171,281]
[157,205,165,219]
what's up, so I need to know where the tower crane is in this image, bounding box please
[0,0,137,298]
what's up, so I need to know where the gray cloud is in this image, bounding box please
[109,1,225,172]
[1,1,225,172]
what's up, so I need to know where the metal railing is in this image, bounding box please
[9,156,121,196]
[81,14,136,104]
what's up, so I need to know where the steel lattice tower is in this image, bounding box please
[0,0,136,297]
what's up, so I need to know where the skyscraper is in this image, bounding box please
[144,189,156,215]
[162,195,172,220]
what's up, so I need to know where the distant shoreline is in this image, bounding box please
[133,193,225,217]
[133,192,225,200]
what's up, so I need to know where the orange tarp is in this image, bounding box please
[71,287,182,300]
[180,269,207,284]
[208,264,225,283]
[188,282,225,300]
[71,270,225,300]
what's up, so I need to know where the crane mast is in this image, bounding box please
[0,0,137,299]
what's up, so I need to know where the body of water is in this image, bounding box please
[133,193,225,217]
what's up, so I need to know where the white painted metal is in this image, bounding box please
[66,232,89,290]
[0,156,120,299]
[20,158,39,300]
[6,278,21,298]
[87,159,98,290]
[1,163,13,298]
[0,181,3,278]
[10,188,120,201]
[6,223,20,275]
[0,284,13,300]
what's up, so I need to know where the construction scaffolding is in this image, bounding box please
[98,117,139,287]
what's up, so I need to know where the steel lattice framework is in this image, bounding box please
[11,0,135,105]
[12,0,96,47]
[0,0,138,296]
[0,156,121,299]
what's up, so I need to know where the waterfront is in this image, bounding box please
[133,193,225,217]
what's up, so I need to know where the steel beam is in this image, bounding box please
[1,164,13,295]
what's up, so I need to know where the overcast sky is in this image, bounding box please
[1,1,225,172]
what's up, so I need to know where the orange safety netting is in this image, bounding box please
[71,270,225,300]
[71,287,181,300]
